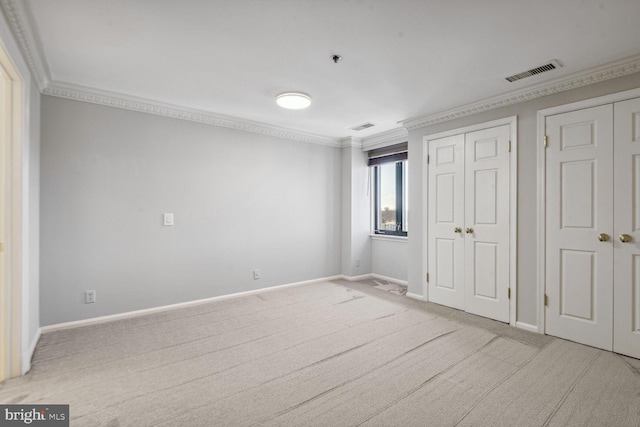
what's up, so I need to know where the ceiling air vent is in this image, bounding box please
[505,60,563,82]
[350,122,375,131]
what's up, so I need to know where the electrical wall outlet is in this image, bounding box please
[85,290,96,304]
[163,213,175,226]
[355,259,360,267]
[253,269,260,280]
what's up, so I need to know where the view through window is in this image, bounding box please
[373,160,408,236]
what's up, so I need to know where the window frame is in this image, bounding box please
[372,159,408,237]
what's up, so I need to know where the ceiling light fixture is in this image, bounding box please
[276,92,312,109]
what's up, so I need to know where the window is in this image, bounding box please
[369,143,408,236]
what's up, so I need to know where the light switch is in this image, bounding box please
[163,213,174,226]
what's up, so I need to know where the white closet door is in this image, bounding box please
[428,134,465,310]
[463,125,511,322]
[545,104,614,351]
[613,98,640,359]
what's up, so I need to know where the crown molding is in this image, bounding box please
[401,53,640,131]
[5,0,640,146]
[43,82,341,147]
[0,0,49,90]
[339,137,363,148]
[1,0,340,147]
[361,127,408,151]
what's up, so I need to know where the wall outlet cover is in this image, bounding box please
[85,290,96,304]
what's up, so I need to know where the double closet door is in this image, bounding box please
[428,124,511,323]
[545,97,640,359]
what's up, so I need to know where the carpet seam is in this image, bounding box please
[72,312,437,424]
[157,324,459,427]
[355,334,501,427]
[256,328,463,427]
[541,352,602,427]
[451,342,547,426]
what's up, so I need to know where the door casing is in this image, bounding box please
[0,39,25,382]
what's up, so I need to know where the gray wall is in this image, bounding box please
[371,238,408,282]
[408,72,640,327]
[340,145,372,277]
[40,96,342,325]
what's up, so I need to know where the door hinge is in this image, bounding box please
[508,288,511,299]
[543,135,548,148]
[0,242,3,252]
[508,140,512,153]
[427,154,430,164]
[426,273,429,282]
[544,294,548,306]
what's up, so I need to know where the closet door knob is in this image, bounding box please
[597,233,610,242]
[619,234,632,243]
[454,227,462,233]
[466,227,474,234]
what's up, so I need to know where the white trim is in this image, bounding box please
[536,109,547,334]
[406,292,425,301]
[423,116,518,326]
[339,137,363,148]
[0,9,34,379]
[0,1,342,148]
[536,87,640,118]
[361,127,409,151]
[535,87,640,338]
[421,133,429,301]
[44,82,341,147]
[508,117,518,327]
[401,53,640,131]
[370,234,408,243]
[0,50,11,383]
[42,276,343,333]
[339,274,373,282]
[515,321,540,334]
[5,1,640,148]
[0,0,48,90]
[420,116,518,142]
[371,274,408,286]
[21,327,39,372]
[339,136,362,148]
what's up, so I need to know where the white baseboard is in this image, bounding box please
[406,292,425,301]
[371,274,408,286]
[515,321,540,334]
[22,327,41,374]
[339,274,373,282]
[41,275,343,333]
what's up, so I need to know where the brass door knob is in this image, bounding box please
[598,233,610,242]
[619,234,632,243]
[454,227,462,233]
[466,227,474,234]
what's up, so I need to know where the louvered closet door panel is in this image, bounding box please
[428,134,465,310]
[545,104,614,351]
[463,125,510,322]
[613,97,640,359]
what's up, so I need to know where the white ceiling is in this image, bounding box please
[15,0,640,140]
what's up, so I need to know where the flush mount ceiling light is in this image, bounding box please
[276,92,312,109]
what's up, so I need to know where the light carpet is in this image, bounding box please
[0,279,639,426]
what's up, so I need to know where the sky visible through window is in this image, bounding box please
[380,162,396,212]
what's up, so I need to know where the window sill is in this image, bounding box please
[370,234,408,242]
